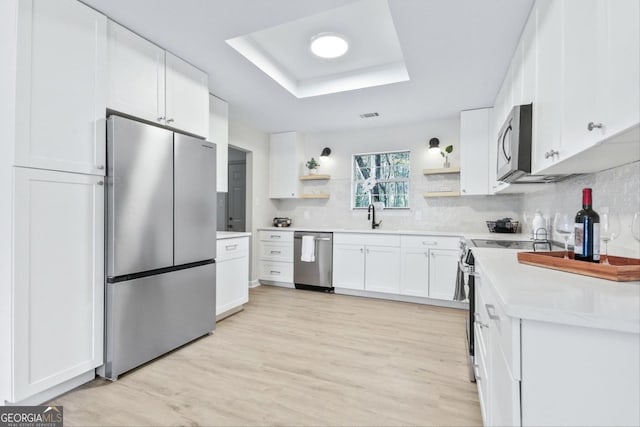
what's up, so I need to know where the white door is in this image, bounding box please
[12,167,104,401]
[400,247,429,297]
[227,162,246,232]
[428,249,458,300]
[365,246,401,294]
[15,0,106,176]
[165,52,209,138]
[332,244,365,290]
[107,20,165,125]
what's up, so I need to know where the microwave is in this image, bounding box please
[496,104,570,184]
[496,104,533,183]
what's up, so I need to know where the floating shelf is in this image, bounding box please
[423,167,461,175]
[423,191,461,198]
[299,174,331,181]
[299,193,330,199]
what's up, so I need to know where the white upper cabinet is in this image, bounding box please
[165,52,209,138]
[106,21,209,138]
[460,108,491,195]
[269,132,303,198]
[107,21,165,125]
[209,94,229,192]
[15,0,107,176]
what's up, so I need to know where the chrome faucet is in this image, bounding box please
[367,203,382,229]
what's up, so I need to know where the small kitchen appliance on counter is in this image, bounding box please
[486,217,519,233]
[272,217,292,227]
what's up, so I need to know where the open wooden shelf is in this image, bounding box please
[299,193,330,199]
[423,167,461,175]
[299,174,331,181]
[423,191,461,198]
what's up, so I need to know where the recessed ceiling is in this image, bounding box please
[225,0,409,98]
[81,0,534,134]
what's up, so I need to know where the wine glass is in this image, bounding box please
[632,212,640,242]
[600,208,620,265]
[554,212,574,259]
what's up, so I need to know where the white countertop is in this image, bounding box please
[472,247,640,334]
[217,231,251,240]
[258,226,506,239]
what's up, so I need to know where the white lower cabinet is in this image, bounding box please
[400,247,429,297]
[428,249,459,300]
[216,236,249,318]
[475,259,639,427]
[332,244,365,290]
[12,167,104,402]
[258,230,294,285]
[364,245,401,294]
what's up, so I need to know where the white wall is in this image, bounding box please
[275,119,522,232]
[522,161,640,257]
[228,120,278,284]
[0,0,18,403]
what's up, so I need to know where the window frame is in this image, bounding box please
[350,149,411,210]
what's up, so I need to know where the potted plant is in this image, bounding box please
[306,157,320,175]
[440,145,453,168]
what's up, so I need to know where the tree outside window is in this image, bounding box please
[352,151,410,209]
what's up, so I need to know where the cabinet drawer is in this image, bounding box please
[259,230,293,243]
[216,237,249,262]
[334,233,400,247]
[260,242,293,262]
[401,235,460,250]
[259,261,293,283]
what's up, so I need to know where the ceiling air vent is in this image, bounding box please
[359,112,380,119]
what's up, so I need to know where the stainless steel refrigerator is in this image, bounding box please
[98,116,216,380]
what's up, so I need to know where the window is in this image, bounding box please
[352,151,410,209]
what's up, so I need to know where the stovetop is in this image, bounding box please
[471,239,564,251]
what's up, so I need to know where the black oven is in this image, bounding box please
[462,248,476,382]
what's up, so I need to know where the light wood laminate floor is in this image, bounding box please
[50,286,482,426]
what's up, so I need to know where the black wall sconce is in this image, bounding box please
[320,147,332,158]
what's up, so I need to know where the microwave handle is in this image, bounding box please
[501,122,512,162]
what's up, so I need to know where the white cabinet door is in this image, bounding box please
[400,247,429,297]
[164,52,209,138]
[209,94,229,192]
[532,0,564,174]
[15,0,106,176]
[365,245,401,294]
[460,108,491,196]
[428,249,458,300]
[561,0,606,156]
[12,167,104,401]
[269,132,303,198]
[489,337,521,427]
[165,52,209,138]
[332,244,365,290]
[216,246,249,316]
[107,20,165,126]
[603,0,640,137]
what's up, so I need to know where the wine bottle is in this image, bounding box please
[574,188,600,262]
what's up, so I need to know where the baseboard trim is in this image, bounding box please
[334,288,468,310]
[5,370,95,406]
[248,280,260,289]
[216,305,244,322]
[258,280,294,289]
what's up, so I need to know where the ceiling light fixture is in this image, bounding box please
[310,32,349,59]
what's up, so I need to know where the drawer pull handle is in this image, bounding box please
[422,241,438,246]
[270,270,280,275]
[270,250,281,254]
[226,244,237,250]
[270,235,281,239]
[485,304,499,321]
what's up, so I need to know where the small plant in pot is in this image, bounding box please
[306,157,320,175]
[440,145,454,168]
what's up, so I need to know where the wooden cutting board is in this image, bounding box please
[517,251,640,282]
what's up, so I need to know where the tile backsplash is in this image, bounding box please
[522,161,640,256]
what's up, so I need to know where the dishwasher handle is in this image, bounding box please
[293,236,332,242]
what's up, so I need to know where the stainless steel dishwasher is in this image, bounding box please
[293,231,333,291]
